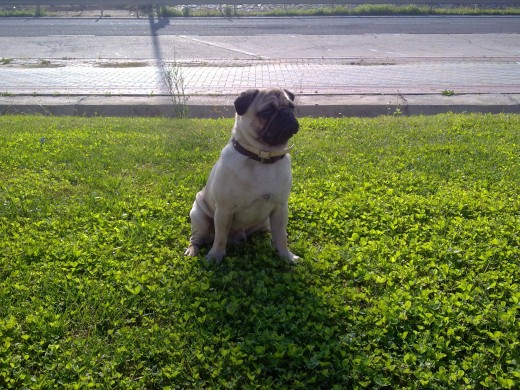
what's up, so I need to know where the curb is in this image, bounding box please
[1,94,520,118]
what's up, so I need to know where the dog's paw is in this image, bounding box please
[279,250,300,265]
[286,254,300,266]
[206,249,225,265]
[184,244,200,257]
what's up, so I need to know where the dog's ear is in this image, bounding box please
[284,89,295,102]
[234,89,259,116]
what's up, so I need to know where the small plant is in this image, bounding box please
[223,5,235,17]
[0,57,14,65]
[388,92,405,116]
[158,5,182,17]
[34,5,44,17]
[392,106,403,116]
[163,58,189,118]
[160,6,184,17]
[442,89,456,96]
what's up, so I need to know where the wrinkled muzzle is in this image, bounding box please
[260,108,299,146]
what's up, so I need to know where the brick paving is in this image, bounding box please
[1,59,520,96]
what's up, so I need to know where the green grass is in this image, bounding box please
[1,114,519,389]
[156,4,520,17]
[2,4,520,17]
[0,6,46,17]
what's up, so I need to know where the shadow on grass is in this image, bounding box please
[185,234,353,387]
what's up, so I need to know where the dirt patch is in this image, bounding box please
[95,61,149,68]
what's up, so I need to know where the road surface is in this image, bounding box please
[0,15,519,36]
[0,16,519,61]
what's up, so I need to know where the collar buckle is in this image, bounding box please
[258,150,272,160]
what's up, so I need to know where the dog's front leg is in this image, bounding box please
[207,207,232,264]
[270,203,299,265]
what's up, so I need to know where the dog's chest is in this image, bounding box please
[230,160,291,226]
[235,163,290,204]
[232,189,284,229]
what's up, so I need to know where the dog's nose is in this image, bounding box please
[279,108,299,134]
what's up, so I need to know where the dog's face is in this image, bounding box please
[234,88,299,147]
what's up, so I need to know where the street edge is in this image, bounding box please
[1,94,519,118]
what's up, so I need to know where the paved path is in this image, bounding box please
[1,28,520,116]
[2,58,520,96]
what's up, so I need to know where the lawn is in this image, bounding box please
[0,114,519,389]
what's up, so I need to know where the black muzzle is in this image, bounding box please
[260,108,299,146]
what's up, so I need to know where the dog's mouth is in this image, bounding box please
[260,108,299,146]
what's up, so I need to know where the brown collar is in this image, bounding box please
[232,138,292,164]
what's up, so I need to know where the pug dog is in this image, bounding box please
[184,87,300,265]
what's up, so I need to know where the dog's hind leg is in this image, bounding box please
[184,198,214,257]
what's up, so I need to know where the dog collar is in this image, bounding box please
[232,138,293,164]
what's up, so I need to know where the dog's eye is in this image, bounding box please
[259,108,274,118]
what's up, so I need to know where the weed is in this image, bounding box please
[0,7,47,17]
[392,106,403,116]
[163,59,189,118]
[442,89,456,96]
[158,5,181,17]
[36,59,53,68]
[95,61,148,68]
[34,5,44,17]
[2,5,520,18]
[223,5,235,17]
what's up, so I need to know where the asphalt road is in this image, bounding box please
[0,15,519,37]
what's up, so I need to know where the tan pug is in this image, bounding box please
[184,87,300,265]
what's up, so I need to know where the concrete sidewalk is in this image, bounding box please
[1,57,520,117]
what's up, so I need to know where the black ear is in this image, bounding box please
[284,89,295,102]
[234,89,259,116]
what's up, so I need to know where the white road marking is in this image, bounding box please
[179,35,269,59]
